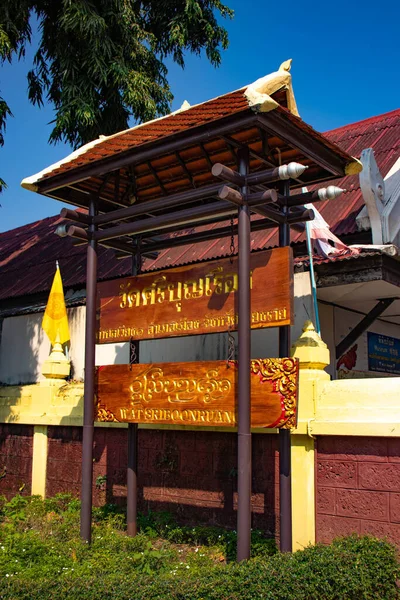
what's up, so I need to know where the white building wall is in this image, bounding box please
[0,307,86,385]
[318,303,336,379]
[0,313,50,385]
[0,272,314,385]
[334,307,400,378]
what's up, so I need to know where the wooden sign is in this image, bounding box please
[95,358,299,429]
[97,247,293,343]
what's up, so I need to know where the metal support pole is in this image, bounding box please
[236,147,252,562]
[278,181,292,553]
[80,195,98,543]
[127,422,138,536]
[127,251,140,537]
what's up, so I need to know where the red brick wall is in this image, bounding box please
[47,426,278,534]
[0,424,33,497]
[316,436,400,546]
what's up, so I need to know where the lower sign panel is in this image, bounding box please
[96,359,299,429]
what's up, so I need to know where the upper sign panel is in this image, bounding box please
[97,247,293,343]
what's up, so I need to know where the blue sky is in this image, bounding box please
[1,0,399,232]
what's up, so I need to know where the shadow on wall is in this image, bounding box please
[49,419,279,535]
[49,341,279,533]
[0,306,87,386]
[0,313,47,385]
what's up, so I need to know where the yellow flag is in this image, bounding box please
[42,265,70,346]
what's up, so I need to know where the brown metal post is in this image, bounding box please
[236,147,252,562]
[278,181,292,553]
[127,251,140,537]
[127,422,138,536]
[80,195,98,543]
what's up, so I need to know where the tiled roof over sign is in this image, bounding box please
[22,89,250,189]
[1,108,399,303]
[22,62,360,210]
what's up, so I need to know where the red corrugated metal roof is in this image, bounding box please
[2,108,399,302]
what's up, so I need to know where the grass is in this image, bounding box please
[0,494,275,579]
[0,494,398,600]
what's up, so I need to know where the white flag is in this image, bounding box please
[304,203,360,259]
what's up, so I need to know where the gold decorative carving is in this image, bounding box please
[128,366,232,406]
[250,358,298,429]
[96,398,119,423]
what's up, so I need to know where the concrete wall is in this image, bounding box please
[0,313,50,385]
[0,308,86,385]
[0,424,33,496]
[42,426,279,534]
[316,436,400,547]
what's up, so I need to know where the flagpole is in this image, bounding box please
[301,187,321,336]
[305,220,321,336]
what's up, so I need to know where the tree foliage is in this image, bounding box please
[0,0,233,190]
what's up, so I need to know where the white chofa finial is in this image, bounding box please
[317,186,345,201]
[278,162,308,180]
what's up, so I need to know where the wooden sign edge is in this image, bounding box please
[96,247,294,344]
[94,357,299,430]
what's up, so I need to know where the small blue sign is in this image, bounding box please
[367,332,400,375]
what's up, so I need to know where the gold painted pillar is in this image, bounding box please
[31,425,48,497]
[290,321,330,550]
[31,342,70,496]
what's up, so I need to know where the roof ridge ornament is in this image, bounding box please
[359,148,385,244]
[244,58,299,117]
[178,100,191,111]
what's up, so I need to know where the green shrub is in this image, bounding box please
[0,496,398,600]
[136,511,277,560]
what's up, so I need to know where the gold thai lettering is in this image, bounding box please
[125,407,236,425]
[128,367,231,406]
[197,368,231,403]
[129,367,163,405]
[224,272,238,294]
[119,282,141,309]
[205,267,223,295]
[142,281,157,305]
[168,281,182,312]
[118,264,246,313]
[155,276,168,303]
[183,278,204,299]
[99,306,285,342]
[98,325,144,341]
[251,307,287,324]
